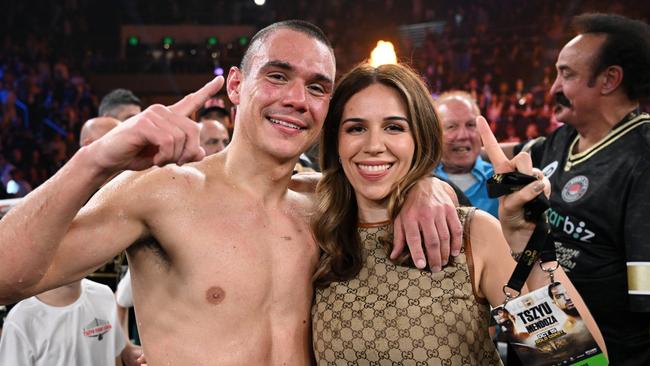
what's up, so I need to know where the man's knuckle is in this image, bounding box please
[426,240,440,248]
[160,134,175,146]
[406,234,421,242]
[148,104,165,113]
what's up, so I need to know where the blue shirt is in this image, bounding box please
[435,156,499,217]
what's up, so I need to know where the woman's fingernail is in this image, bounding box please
[534,182,545,192]
[416,259,426,269]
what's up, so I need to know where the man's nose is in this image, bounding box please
[283,81,308,113]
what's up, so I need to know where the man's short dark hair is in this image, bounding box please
[98,89,142,117]
[573,13,650,100]
[240,20,334,74]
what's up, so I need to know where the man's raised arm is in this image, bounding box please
[0,77,224,304]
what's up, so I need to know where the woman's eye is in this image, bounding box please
[386,124,406,132]
[345,125,365,133]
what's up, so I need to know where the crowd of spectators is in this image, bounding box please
[1,0,648,196]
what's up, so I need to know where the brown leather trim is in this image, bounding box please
[358,220,392,228]
[462,207,489,305]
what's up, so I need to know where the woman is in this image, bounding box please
[311,63,606,364]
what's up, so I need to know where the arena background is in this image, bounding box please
[0,0,648,285]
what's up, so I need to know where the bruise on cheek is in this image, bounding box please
[205,286,226,305]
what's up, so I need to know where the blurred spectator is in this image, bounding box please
[79,117,120,147]
[434,91,499,217]
[98,89,142,122]
[198,97,233,134]
[199,119,229,155]
[0,279,126,366]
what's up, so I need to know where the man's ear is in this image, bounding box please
[601,65,623,95]
[226,66,243,105]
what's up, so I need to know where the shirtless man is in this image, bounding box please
[0,21,459,365]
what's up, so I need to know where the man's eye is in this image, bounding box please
[308,84,326,96]
[268,73,287,82]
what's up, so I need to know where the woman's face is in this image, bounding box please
[338,83,415,210]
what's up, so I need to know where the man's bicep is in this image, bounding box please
[625,165,650,312]
[38,181,147,294]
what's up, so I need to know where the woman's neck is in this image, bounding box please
[356,195,390,224]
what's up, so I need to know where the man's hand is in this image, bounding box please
[477,116,550,251]
[121,342,144,366]
[89,76,225,174]
[392,178,462,272]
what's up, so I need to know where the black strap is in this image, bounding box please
[487,173,557,293]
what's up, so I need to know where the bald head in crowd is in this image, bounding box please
[199,119,229,155]
[435,91,483,175]
[79,117,120,147]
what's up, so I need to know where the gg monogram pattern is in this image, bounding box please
[312,207,502,365]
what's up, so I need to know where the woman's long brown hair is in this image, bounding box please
[312,63,443,288]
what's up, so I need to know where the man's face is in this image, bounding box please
[200,120,230,155]
[550,286,577,315]
[549,34,606,127]
[227,29,335,162]
[438,98,481,174]
[114,104,142,122]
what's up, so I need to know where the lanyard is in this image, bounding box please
[487,172,557,296]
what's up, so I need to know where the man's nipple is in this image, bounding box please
[205,286,226,305]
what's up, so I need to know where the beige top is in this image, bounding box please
[312,207,503,365]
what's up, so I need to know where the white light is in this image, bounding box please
[369,40,397,67]
[254,0,265,5]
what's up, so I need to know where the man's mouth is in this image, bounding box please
[553,92,572,110]
[269,118,304,130]
[451,146,471,153]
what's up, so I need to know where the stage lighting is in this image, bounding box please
[369,40,397,67]
[163,36,174,50]
[207,36,218,47]
[254,0,266,5]
[127,36,139,46]
[213,67,224,76]
[238,36,249,46]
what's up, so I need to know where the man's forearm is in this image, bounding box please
[0,147,113,300]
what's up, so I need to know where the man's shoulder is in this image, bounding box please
[545,124,576,144]
[97,162,212,208]
[287,188,317,212]
[631,114,650,149]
